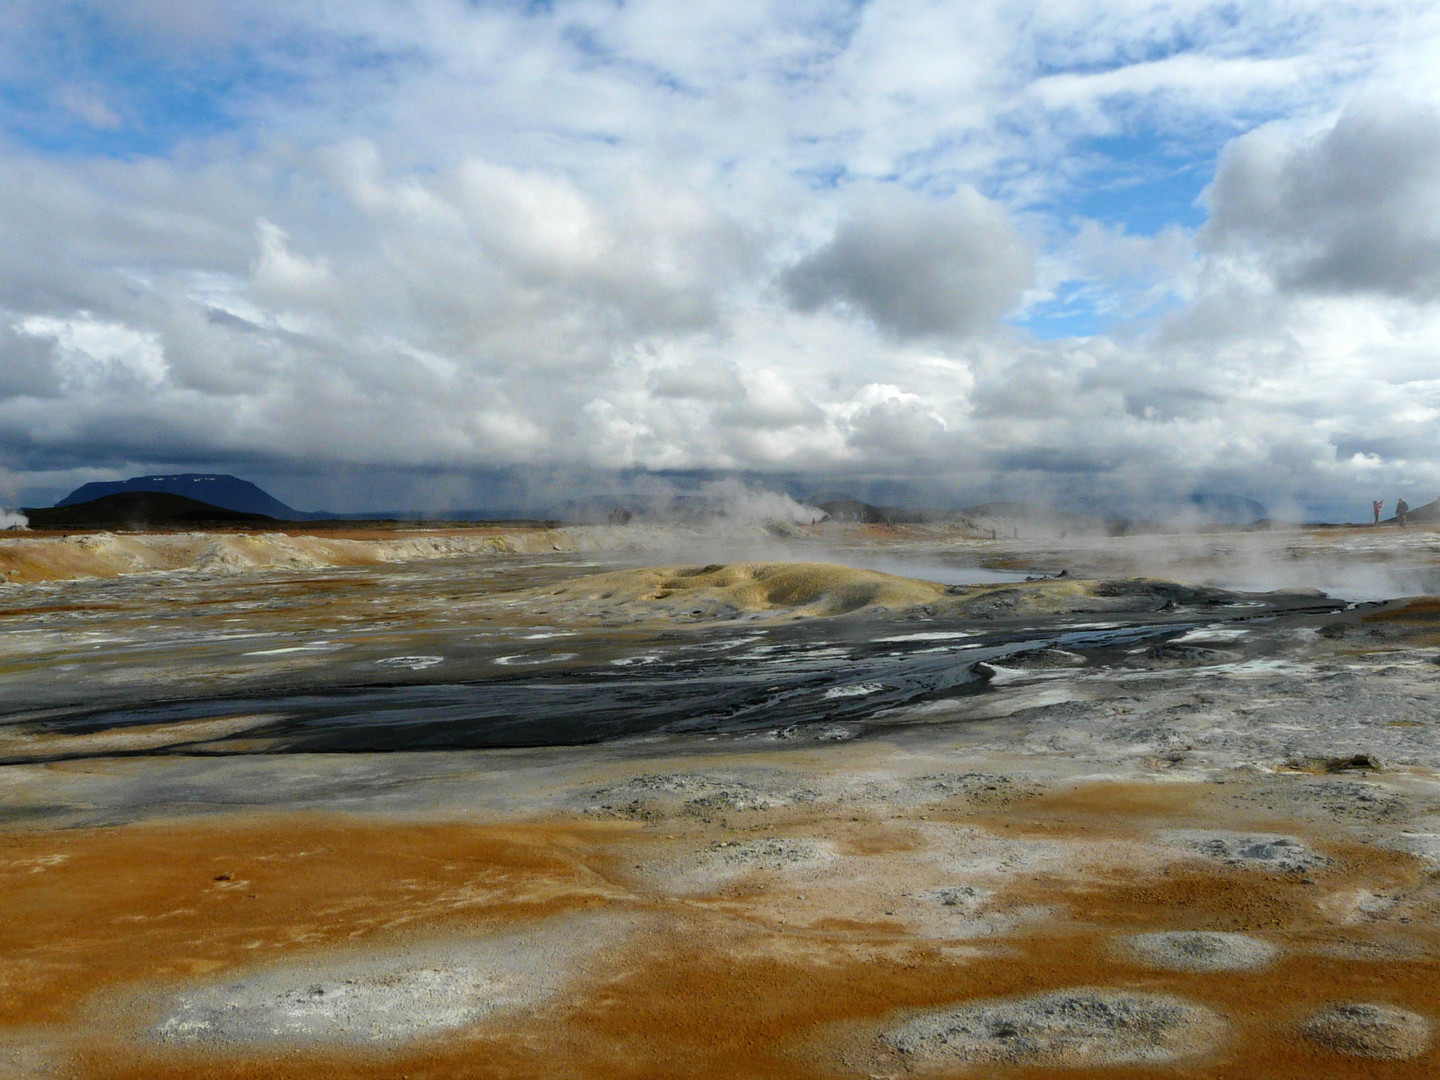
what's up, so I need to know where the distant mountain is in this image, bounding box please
[26,492,277,528]
[57,474,304,519]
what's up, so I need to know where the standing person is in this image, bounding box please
[1397,498,1410,527]
[1373,499,1384,525]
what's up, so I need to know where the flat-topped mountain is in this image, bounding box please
[57,474,302,519]
[25,492,278,528]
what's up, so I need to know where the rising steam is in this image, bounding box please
[703,480,822,525]
[1,510,28,529]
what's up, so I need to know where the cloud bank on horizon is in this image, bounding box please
[2,0,1440,517]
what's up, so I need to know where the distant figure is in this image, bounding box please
[1373,499,1384,525]
[1397,498,1410,528]
[990,528,996,540]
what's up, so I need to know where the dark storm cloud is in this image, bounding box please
[0,324,61,397]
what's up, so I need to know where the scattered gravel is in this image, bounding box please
[581,771,817,821]
[883,988,1225,1068]
[926,885,992,911]
[702,836,834,872]
[1300,1003,1431,1060]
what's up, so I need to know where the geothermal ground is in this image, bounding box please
[2,520,1440,1078]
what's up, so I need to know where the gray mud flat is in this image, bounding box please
[4,534,1440,1079]
[2,581,1340,760]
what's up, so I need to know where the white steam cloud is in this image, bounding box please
[706,481,823,525]
[0,510,28,530]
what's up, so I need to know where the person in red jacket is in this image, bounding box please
[1373,499,1384,524]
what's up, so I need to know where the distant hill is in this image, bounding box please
[25,492,278,529]
[810,494,925,524]
[1386,495,1440,524]
[57,474,304,519]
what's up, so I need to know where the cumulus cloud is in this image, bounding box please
[1204,101,1440,298]
[783,186,1034,339]
[838,384,951,460]
[251,220,336,304]
[1,2,1440,517]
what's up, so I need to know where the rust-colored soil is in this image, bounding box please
[2,789,1437,1079]
[0,817,634,1026]
[1365,598,1440,623]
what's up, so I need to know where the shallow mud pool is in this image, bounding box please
[3,524,1440,1078]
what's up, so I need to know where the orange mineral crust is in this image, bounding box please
[0,791,1434,1080]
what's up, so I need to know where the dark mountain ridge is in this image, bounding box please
[57,474,304,519]
[26,492,278,529]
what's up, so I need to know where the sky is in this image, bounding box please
[3,1,1440,519]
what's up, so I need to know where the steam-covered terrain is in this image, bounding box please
[2,521,1440,1078]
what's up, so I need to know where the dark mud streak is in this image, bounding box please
[0,592,1344,762]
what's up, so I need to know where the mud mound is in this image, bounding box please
[582,771,814,821]
[1170,830,1329,873]
[0,528,562,583]
[531,562,948,621]
[522,561,1158,623]
[1300,1003,1431,1059]
[882,988,1224,1068]
[148,915,626,1048]
[1116,931,1279,972]
[641,836,838,895]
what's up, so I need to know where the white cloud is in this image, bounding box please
[1203,100,1440,298]
[783,185,1034,338]
[15,314,167,389]
[251,220,336,303]
[2,2,1440,516]
[51,84,123,130]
